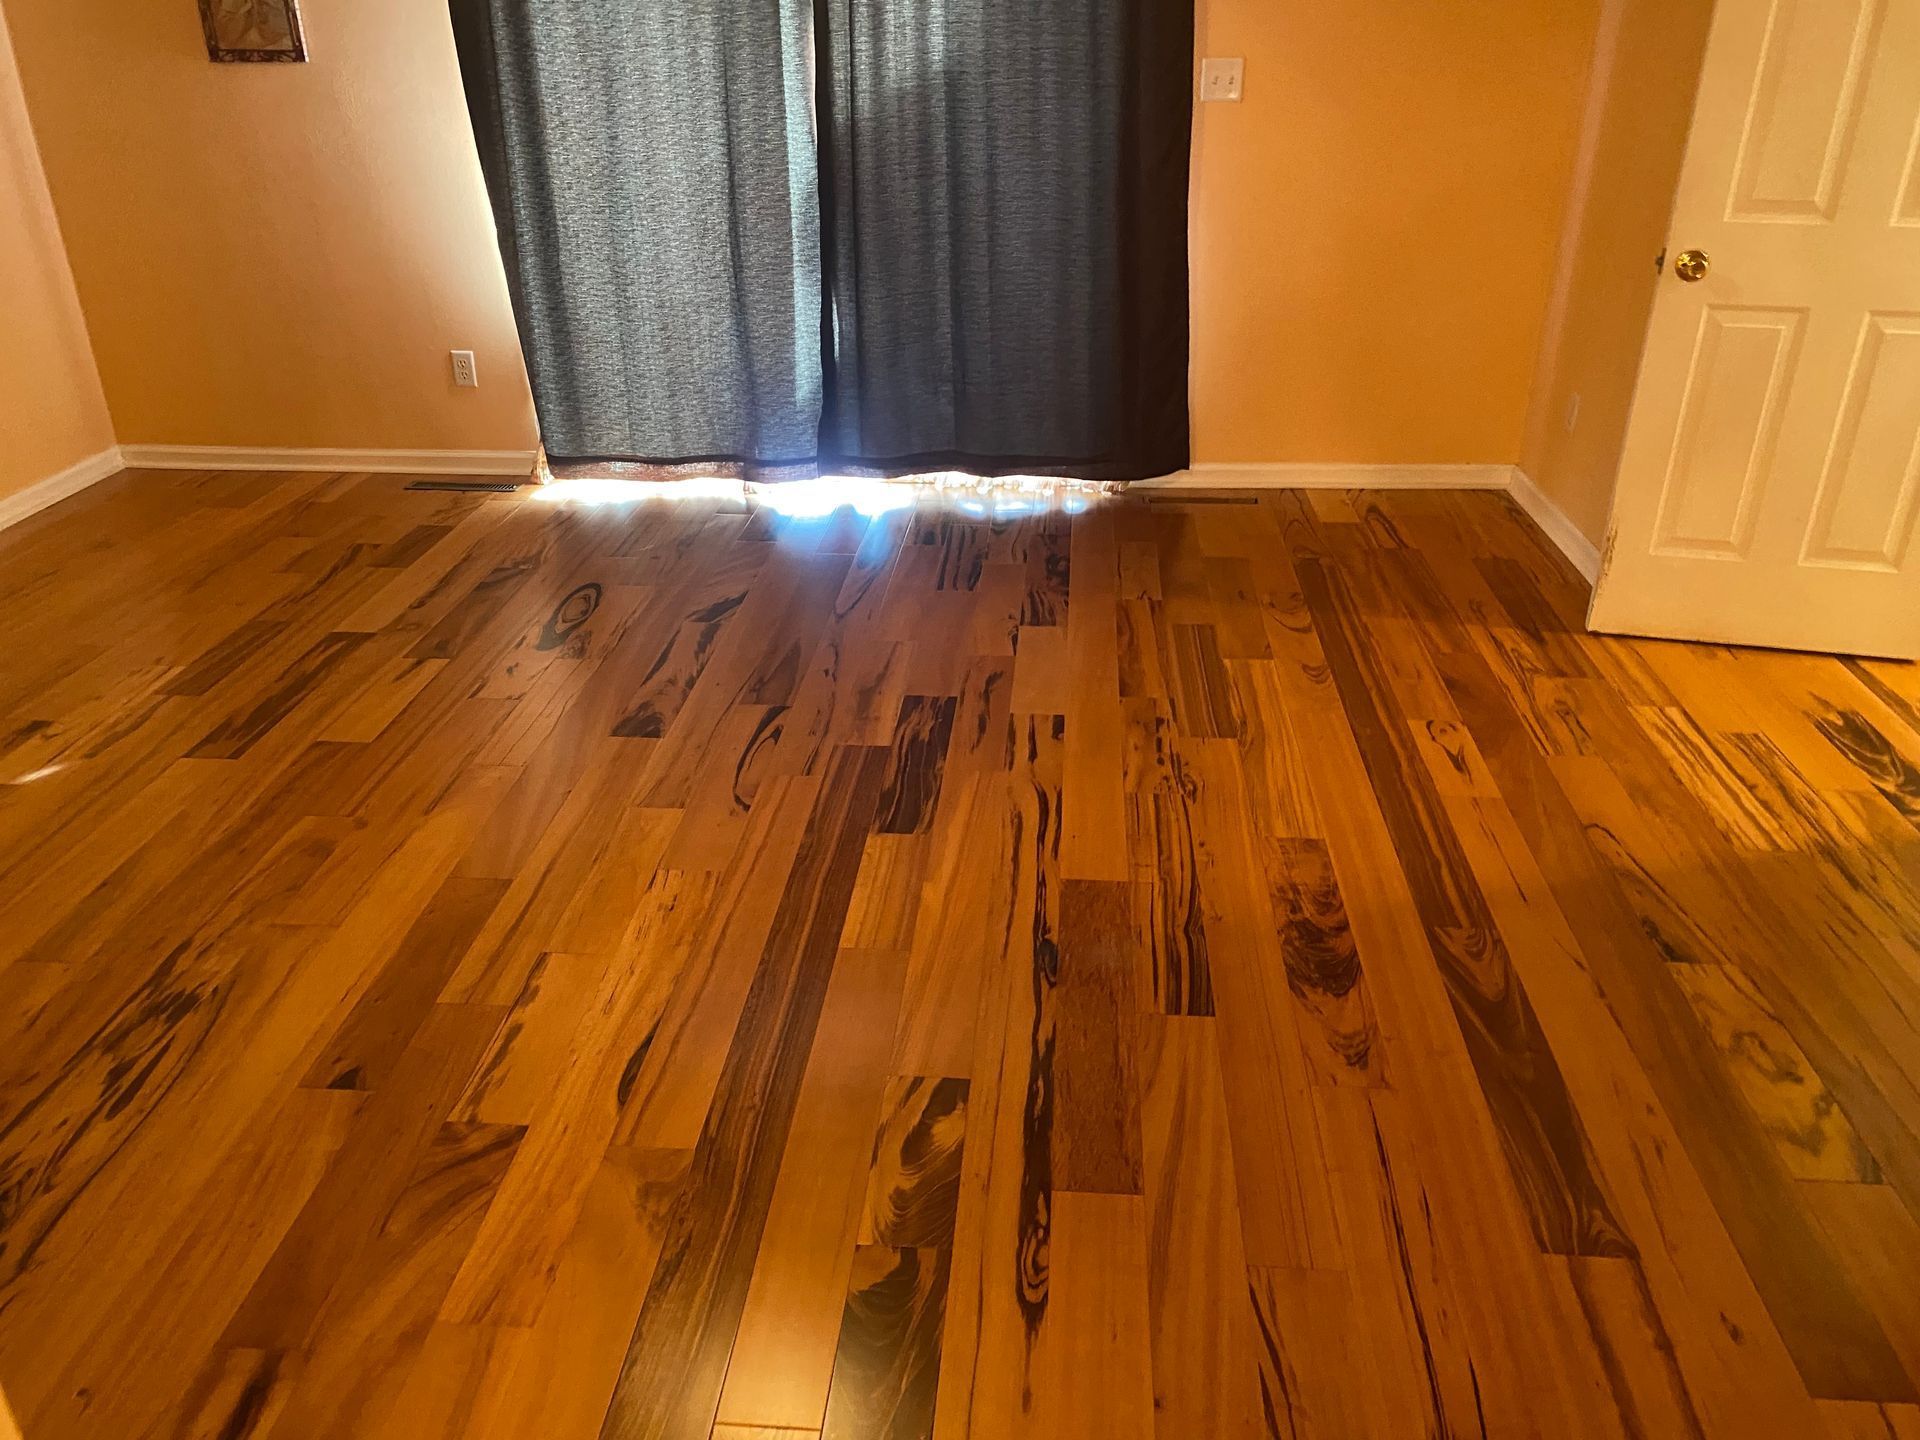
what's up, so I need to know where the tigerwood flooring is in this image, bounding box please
[1,469,1919,1439]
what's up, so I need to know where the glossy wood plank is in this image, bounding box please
[1262,836,1382,1087]
[891,774,1013,1079]
[1052,879,1143,1195]
[714,945,909,1431]
[1173,732,1345,1270]
[859,1076,969,1249]
[461,1144,687,1440]
[1297,555,1630,1259]
[598,747,888,1440]
[820,1244,953,1440]
[1027,1190,1156,1439]
[438,871,707,1327]
[1673,962,1882,1183]
[929,716,1065,1440]
[1136,1015,1266,1437]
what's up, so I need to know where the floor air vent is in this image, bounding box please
[404,479,524,493]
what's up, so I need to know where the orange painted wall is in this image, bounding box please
[0,0,112,503]
[9,0,1611,470]
[1190,0,1604,465]
[1520,0,1715,545]
[3,0,536,453]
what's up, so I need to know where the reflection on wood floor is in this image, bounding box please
[1,469,1918,1439]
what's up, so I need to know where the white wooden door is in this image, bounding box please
[1589,0,1920,657]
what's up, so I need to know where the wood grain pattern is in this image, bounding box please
[1298,554,1631,1260]
[1136,1015,1266,1437]
[714,944,909,1431]
[1053,879,1143,1195]
[1263,835,1381,1085]
[1804,1180,1920,1400]
[1130,728,1215,1017]
[821,1244,954,1440]
[1,474,1915,1440]
[875,696,958,837]
[598,746,887,1440]
[1673,962,1882,1183]
[860,1076,969,1249]
[1809,704,1920,826]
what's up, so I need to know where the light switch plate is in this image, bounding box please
[1199,57,1244,102]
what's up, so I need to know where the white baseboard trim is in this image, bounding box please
[1507,465,1603,583]
[1141,462,1515,490]
[0,446,124,533]
[25,446,1602,587]
[1139,460,1603,585]
[116,445,539,476]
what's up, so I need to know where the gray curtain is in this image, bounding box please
[453,0,1192,481]
[815,0,1192,481]
[451,0,822,466]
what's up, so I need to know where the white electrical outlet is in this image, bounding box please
[451,350,479,388]
[1199,58,1244,102]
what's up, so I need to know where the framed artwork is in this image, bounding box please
[198,0,308,63]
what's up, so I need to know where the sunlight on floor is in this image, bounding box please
[529,473,1103,520]
[529,477,742,507]
[4,763,66,786]
[755,477,918,519]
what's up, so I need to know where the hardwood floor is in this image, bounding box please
[1,468,1918,1439]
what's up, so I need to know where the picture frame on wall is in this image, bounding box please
[198,0,308,63]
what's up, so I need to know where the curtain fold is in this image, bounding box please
[451,0,822,468]
[453,0,1192,482]
[815,0,1192,481]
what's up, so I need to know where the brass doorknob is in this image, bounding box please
[1673,249,1711,282]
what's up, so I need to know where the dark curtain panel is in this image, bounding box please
[454,0,1192,481]
[815,0,1193,481]
[450,0,822,468]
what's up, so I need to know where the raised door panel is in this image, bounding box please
[1728,0,1884,221]
[1803,313,1920,569]
[1897,112,1920,224]
[1653,307,1807,556]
